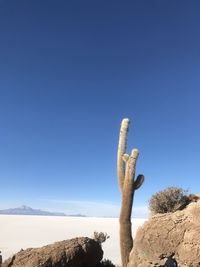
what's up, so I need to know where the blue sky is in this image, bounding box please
[0,1,200,217]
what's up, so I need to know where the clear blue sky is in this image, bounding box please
[0,0,200,217]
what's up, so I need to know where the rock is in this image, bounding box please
[2,237,103,267]
[128,199,200,267]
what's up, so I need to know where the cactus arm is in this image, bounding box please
[125,149,139,182]
[117,118,130,192]
[134,174,145,190]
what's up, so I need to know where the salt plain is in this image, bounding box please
[0,215,146,265]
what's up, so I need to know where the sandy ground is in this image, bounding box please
[0,215,146,265]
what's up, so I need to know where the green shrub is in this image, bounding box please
[149,187,191,214]
[93,231,110,245]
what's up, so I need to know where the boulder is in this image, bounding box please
[2,237,103,267]
[128,199,200,267]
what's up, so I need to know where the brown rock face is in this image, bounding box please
[2,237,103,267]
[128,200,200,267]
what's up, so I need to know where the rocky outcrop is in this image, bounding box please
[128,199,200,267]
[2,237,103,267]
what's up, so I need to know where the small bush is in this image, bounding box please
[149,187,191,214]
[96,259,116,267]
[93,231,110,245]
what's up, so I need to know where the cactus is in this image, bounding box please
[117,118,144,267]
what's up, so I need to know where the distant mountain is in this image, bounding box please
[0,205,87,217]
[0,205,66,216]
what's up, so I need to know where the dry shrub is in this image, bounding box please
[149,187,191,214]
[96,259,116,267]
[93,231,110,245]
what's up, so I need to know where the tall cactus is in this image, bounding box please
[117,118,144,267]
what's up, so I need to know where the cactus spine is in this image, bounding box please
[117,118,144,267]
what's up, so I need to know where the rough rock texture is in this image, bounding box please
[128,199,200,267]
[2,237,103,267]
